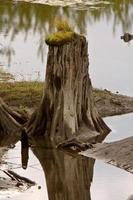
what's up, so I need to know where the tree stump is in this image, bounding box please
[0,24,110,146]
[27,31,110,145]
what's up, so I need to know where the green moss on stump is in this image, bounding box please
[45,31,75,46]
[45,20,76,46]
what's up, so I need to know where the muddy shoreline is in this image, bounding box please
[93,88,133,117]
[0,82,133,117]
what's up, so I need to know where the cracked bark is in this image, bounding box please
[27,34,110,145]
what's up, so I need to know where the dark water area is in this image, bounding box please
[0,0,133,200]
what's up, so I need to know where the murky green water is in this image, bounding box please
[0,0,133,200]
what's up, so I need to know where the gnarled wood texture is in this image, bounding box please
[0,98,27,136]
[27,34,110,144]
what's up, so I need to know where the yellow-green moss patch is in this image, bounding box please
[45,31,75,46]
[45,20,75,46]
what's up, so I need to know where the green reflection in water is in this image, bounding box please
[0,0,132,67]
[0,0,132,34]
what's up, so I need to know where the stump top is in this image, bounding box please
[45,31,76,46]
[45,20,85,46]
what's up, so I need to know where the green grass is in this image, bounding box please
[0,81,118,112]
[0,81,44,108]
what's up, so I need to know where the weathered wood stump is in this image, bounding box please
[0,25,110,147]
[0,97,27,136]
[27,30,110,145]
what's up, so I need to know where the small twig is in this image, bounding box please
[7,170,36,185]
[3,170,18,181]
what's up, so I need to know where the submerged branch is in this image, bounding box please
[7,170,36,185]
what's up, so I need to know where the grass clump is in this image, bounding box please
[45,20,75,45]
[0,81,43,108]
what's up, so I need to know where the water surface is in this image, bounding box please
[0,1,133,200]
[0,0,133,95]
[91,113,133,200]
[1,113,133,200]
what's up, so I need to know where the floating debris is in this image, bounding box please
[121,33,133,43]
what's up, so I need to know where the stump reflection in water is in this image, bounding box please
[21,129,29,169]
[31,138,95,200]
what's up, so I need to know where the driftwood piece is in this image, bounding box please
[7,170,36,185]
[1,170,35,192]
[3,170,17,181]
[80,136,133,174]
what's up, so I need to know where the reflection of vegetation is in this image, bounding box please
[0,0,132,62]
[94,0,133,33]
[0,45,15,66]
[55,20,73,32]
[0,67,15,81]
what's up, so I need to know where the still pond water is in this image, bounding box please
[1,113,133,200]
[0,0,133,95]
[0,0,133,200]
